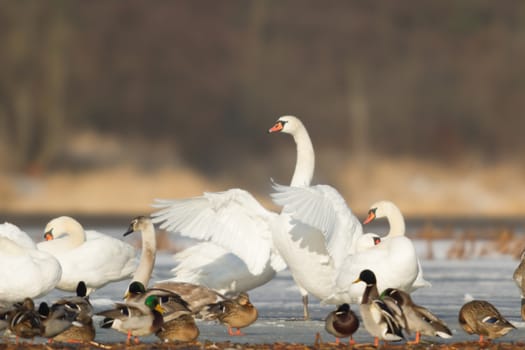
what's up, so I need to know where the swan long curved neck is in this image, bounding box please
[385,205,405,237]
[58,218,86,248]
[131,223,157,287]
[290,125,315,187]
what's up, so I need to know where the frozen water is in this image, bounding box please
[11,227,525,345]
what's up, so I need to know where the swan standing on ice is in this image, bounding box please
[37,216,137,293]
[0,222,62,304]
[152,115,323,318]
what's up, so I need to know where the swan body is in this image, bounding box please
[37,216,137,292]
[323,201,429,304]
[151,116,314,301]
[0,223,62,304]
[153,116,361,319]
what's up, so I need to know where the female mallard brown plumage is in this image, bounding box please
[458,300,515,342]
[156,314,199,342]
[513,248,525,320]
[8,298,44,342]
[381,288,451,344]
[205,292,258,336]
[324,303,359,345]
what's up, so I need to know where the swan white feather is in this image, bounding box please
[161,242,279,294]
[151,116,311,304]
[153,189,281,276]
[37,216,137,292]
[0,223,62,304]
[271,181,363,270]
[323,201,430,304]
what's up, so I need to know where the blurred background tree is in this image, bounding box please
[0,1,524,216]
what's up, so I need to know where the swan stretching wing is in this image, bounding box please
[152,189,283,275]
[271,181,363,270]
[160,242,281,294]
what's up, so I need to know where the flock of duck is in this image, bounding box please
[0,115,523,346]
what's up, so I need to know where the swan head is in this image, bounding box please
[363,200,399,224]
[124,216,152,237]
[44,216,85,241]
[268,115,305,135]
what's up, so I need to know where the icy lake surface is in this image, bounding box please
[19,225,525,346]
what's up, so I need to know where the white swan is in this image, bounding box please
[0,222,62,304]
[164,242,276,294]
[37,216,137,293]
[324,200,429,304]
[152,115,334,319]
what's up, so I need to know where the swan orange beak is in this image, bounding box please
[268,121,284,133]
[373,237,381,245]
[363,211,376,225]
[44,231,54,241]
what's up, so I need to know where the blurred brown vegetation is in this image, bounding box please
[0,1,524,216]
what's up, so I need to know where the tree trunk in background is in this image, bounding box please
[0,2,70,173]
[347,66,369,166]
[37,2,70,171]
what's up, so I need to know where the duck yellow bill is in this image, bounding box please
[352,277,362,284]
[363,211,376,225]
[155,304,166,314]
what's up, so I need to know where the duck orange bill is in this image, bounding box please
[268,122,283,133]
[44,232,54,241]
[363,211,376,225]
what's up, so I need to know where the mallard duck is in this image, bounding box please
[204,292,258,336]
[324,303,359,345]
[381,288,451,343]
[322,201,427,305]
[458,300,515,342]
[126,281,192,323]
[119,216,225,317]
[152,116,336,321]
[37,302,76,339]
[353,270,405,346]
[48,281,95,342]
[8,298,44,342]
[98,295,164,345]
[156,314,199,342]
[513,248,525,320]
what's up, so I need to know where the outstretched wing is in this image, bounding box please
[271,181,363,268]
[152,189,278,275]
